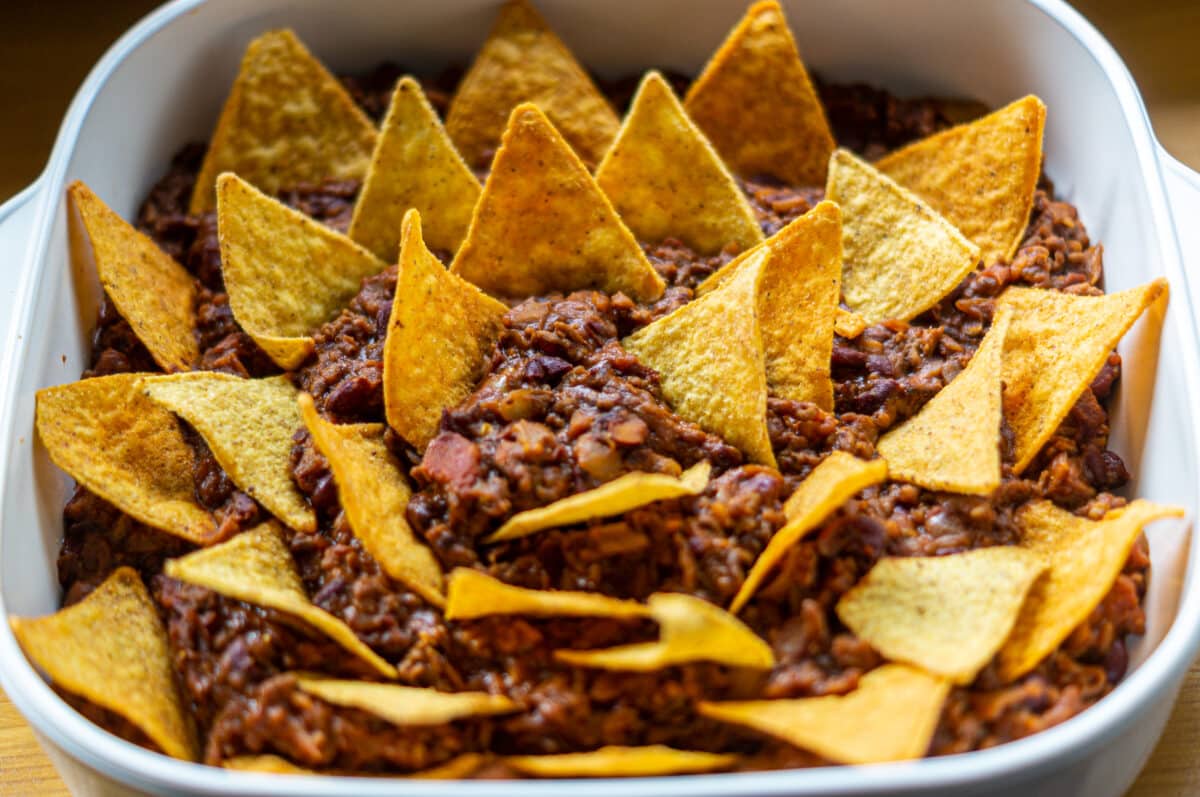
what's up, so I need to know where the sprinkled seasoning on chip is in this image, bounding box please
[292,676,517,725]
[504,746,737,777]
[444,568,651,621]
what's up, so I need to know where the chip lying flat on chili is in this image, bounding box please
[224,754,492,779]
[504,746,737,777]
[444,568,651,621]
[293,676,517,725]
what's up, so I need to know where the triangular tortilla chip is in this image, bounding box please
[10,567,199,760]
[444,568,651,621]
[224,754,492,778]
[683,0,835,186]
[164,523,397,678]
[298,393,445,605]
[486,461,711,542]
[555,592,775,672]
[189,29,377,213]
[875,95,1046,264]
[348,77,481,260]
[731,452,887,613]
[997,500,1184,681]
[504,746,737,777]
[293,676,517,725]
[698,664,950,765]
[826,149,981,323]
[35,374,216,544]
[141,372,316,533]
[998,279,1167,473]
[67,182,198,372]
[224,755,312,774]
[451,104,665,301]
[876,308,1011,495]
[836,547,1045,684]
[384,211,508,450]
[445,0,619,169]
[595,72,763,255]
[217,173,387,370]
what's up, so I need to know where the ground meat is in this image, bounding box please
[82,297,159,378]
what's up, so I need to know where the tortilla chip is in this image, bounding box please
[595,72,763,255]
[10,567,199,761]
[164,523,397,678]
[826,149,981,324]
[834,308,868,340]
[141,372,316,533]
[998,279,1167,473]
[450,104,664,301]
[837,547,1045,684]
[294,676,517,725]
[876,308,1011,495]
[444,568,650,621]
[504,746,736,777]
[445,0,619,169]
[189,29,377,213]
[298,393,445,605]
[997,500,1184,681]
[683,0,835,185]
[731,452,887,613]
[384,211,508,450]
[35,374,216,544]
[698,664,950,765]
[410,755,491,779]
[224,753,491,778]
[875,96,1046,264]
[554,592,775,671]
[224,755,312,774]
[624,253,773,465]
[67,182,198,372]
[486,461,712,543]
[217,173,387,369]
[349,77,481,260]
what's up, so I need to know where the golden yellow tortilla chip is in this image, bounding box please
[444,568,651,621]
[836,547,1045,685]
[293,676,517,725]
[164,523,397,678]
[826,149,981,324]
[141,372,316,533]
[731,452,887,613]
[998,279,1167,474]
[876,308,1011,495]
[67,182,198,372]
[683,0,835,186]
[348,77,481,260]
[554,592,775,671]
[35,374,216,544]
[451,104,664,301]
[834,308,868,340]
[504,746,737,777]
[223,755,312,774]
[595,72,763,255]
[698,664,950,765]
[189,29,377,213]
[224,754,491,778]
[384,210,508,450]
[298,394,445,606]
[445,0,619,169]
[486,461,712,543]
[217,173,387,369]
[875,96,1046,264]
[996,500,1184,681]
[10,567,199,760]
[409,755,491,779]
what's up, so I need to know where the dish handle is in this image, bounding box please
[0,179,44,347]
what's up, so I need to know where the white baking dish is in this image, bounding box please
[1,0,1199,795]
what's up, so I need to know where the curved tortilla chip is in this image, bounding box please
[683,0,835,185]
[10,568,199,760]
[826,149,981,324]
[349,77,481,260]
[451,104,664,301]
[217,173,387,369]
[294,676,517,725]
[837,547,1045,684]
[596,72,763,255]
[298,394,445,605]
[444,568,650,621]
[190,29,377,213]
[731,452,887,613]
[384,210,508,450]
[67,182,198,372]
[164,523,397,678]
[445,0,618,168]
[224,753,491,779]
[141,372,315,533]
[998,279,1167,473]
[504,746,736,777]
[698,664,950,765]
[997,500,1184,681]
[224,755,312,774]
[35,374,216,544]
[875,96,1046,264]
[486,461,711,543]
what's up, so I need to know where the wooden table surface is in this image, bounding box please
[1,1,1197,794]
